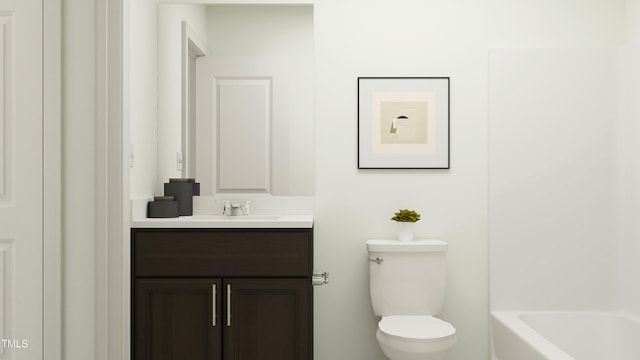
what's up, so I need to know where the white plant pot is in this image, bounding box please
[397,222,414,242]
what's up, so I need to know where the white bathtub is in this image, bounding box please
[491,311,640,360]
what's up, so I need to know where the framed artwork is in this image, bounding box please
[358,77,450,169]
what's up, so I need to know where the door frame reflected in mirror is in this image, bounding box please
[181,21,208,178]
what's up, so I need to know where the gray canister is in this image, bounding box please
[147,196,180,218]
[164,178,200,216]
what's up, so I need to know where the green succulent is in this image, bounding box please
[391,209,421,222]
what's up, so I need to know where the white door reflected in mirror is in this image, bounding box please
[196,56,290,196]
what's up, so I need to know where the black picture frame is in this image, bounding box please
[358,77,450,169]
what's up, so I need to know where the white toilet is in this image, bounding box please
[367,239,456,360]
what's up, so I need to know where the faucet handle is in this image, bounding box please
[240,200,253,215]
[222,201,232,215]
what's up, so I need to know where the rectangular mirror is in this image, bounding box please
[129,2,314,199]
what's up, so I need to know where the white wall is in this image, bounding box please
[489,49,620,310]
[488,0,640,319]
[129,0,160,198]
[620,0,640,315]
[62,0,95,358]
[313,1,624,359]
[487,0,625,47]
[312,2,491,359]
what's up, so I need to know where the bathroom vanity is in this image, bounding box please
[131,225,313,360]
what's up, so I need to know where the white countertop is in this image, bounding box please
[131,214,314,229]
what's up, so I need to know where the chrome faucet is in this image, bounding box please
[222,200,253,216]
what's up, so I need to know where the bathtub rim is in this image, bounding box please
[491,310,640,360]
[491,311,572,360]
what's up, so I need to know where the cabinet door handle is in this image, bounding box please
[226,284,232,327]
[212,284,217,327]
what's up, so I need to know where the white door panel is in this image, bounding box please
[0,0,44,358]
[195,56,289,195]
[217,78,271,192]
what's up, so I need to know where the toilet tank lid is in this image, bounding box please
[366,239,448,253]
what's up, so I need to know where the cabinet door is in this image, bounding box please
[224,278,312,360]
[134,278,222,360]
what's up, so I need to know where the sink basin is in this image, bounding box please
[186,215,280,221]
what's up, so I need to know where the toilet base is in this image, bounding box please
[376,329,455,360]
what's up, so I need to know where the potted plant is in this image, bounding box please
[391,209,421,242]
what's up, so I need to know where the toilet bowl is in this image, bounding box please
[376,316,456,360]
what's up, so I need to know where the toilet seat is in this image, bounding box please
[378,316,456,343]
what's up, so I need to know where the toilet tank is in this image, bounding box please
[367,239,448,316]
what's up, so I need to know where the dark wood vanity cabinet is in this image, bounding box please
[134,278,222,360]
[132,228,313,360]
